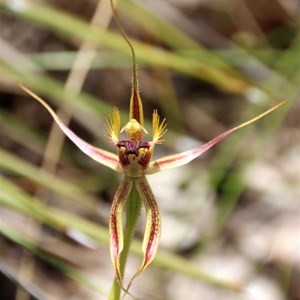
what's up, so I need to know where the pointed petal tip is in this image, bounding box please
[130,177,161,284]
[234,99,287,131]
[19,84,121,172]
[109,177,133,291]
[147,100,287,174]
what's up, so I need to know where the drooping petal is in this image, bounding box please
[109,176,133,289]
[19,84,122,173]
[126,176,161,290]
[130,87,144,126]
[146,100,286,174]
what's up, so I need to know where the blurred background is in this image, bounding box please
[0,0,299,299]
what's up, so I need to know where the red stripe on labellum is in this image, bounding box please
[138,149,152,170]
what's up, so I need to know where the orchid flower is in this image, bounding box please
[19,0,286,295]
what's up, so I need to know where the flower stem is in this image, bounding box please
[109,183,142,300]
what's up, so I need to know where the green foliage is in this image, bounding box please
[0,0,298,299]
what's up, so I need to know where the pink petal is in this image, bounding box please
[20,84,122,172]
[147,129,234,173]
[146,100,286,174]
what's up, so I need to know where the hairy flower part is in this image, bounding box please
[152,110,167,144]
[20,82,286,293]
[105,106,121,143]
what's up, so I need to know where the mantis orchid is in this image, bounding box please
[19,0,286,296]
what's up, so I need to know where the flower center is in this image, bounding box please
[116,140,150,156]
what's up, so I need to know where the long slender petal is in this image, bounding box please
[19,84,122,173]
[126,176,161,290]
[109,176,133,289]
[146,100,286,174]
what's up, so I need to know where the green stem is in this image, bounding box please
[109,183,142,300]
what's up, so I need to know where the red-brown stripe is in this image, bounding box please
[131,90,142,124]
[139,181,160,263]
